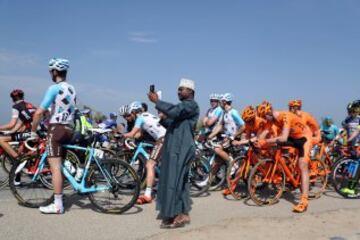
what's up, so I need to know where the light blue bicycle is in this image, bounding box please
[9,129,140,214]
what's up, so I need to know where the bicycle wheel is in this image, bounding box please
[9,156,53,208]
[308,158,328,199]
[248,159,285,206]
[226,156,248,200]
[189,154,211,197]
[87,158,140,214]
[331,158,360,199]
[208,158,227,191]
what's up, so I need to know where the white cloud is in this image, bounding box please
[0,49,40,66]
[128,32,158,44]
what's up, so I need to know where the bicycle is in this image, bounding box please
[9,128,141,214]
[247,142,328,206]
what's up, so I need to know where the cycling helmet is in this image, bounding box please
[209,93,219,101]
[257,101,273,118]
[119,105,129,116]
[347,102,355,114]
[10,89,24,100]
[242,106,256,122]
[221,93,233,102]
[128,101,143,113]
[48,58,70,71]
[109,112,118,118]
[81,109,91,115]
[288,99,302,108]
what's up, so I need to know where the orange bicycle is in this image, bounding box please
[247,143,328,206]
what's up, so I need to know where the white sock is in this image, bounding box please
[54,194,63,209]
[144,187,152,198]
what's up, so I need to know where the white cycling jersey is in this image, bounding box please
[134,112,166,141]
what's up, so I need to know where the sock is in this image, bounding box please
[54,194,63,209]
[144,187,152,198]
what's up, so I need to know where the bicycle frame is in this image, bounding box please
[31,144,113,193]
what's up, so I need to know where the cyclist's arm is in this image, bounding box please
[0,118,17,131]
[31,85,58,132]
[123,127,141,139]
[208,123,222,139]
[348,128,359,143]
[266,127,290,144]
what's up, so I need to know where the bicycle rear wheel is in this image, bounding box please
[248,159,285,206]
[9,156,53,208]
[309,158,328,199]
[0,155,13,189]
[190,154,211,197]
[331,157,360,199]
[226,156,248,200]
[87,158,140,214]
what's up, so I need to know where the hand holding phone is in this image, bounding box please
[150,85,155,93]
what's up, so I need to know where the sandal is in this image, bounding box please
[293,196,308,213]
[136,195,152,205]
[160,218,174,229]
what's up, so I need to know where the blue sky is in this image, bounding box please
[0,0,359,125]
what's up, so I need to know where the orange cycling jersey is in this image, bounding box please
[297,111,320,134]
[244,117,266,138]
[266,111,308,139]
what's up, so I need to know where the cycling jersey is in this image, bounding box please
[320,124,339,141]
[266,111,308,139]
[134,112,166,141]
[298,111,320,135]
[40,82,76,125]
[222,108,244,137]
[98,118,117,129]
[342,115,360,143]
[244,117,266,138]
[206,106,223,129]
[12,100,36,130]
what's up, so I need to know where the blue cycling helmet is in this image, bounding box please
[49,58,70,71]
[109,112,117,118]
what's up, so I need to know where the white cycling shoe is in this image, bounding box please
[39,203,64,214]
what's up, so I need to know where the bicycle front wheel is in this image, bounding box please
[9,156,53,208]
[87,158,140,214]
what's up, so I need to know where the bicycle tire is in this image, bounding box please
[87,158,140,214]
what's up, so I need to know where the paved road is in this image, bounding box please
[0,186,359,240]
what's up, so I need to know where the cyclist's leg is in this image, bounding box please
[294,137,311,212]
[214,146,230,162]
[0,135,19,158]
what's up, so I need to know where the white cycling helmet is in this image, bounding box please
[221,93,233,102]
[128,101,143,113]
[119,105,129,116]
[49,58,70,71]
[209,93,220,101]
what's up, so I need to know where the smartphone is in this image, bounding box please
[150,84,155,93]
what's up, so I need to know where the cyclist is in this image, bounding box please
[202,93,223,134]
[30,58,76,214]
[98,112,122,148]
[0,89,36,162]
[208,93,245,195]
[123,101,166,204]
[340,101,360,195]
[288,100,321,145]
[256,101,311,213]
[320,116,339,143]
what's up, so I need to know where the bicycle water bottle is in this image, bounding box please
[75,168,84,182]
[64,160,76,175]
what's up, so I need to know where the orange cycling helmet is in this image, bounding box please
[242,106,256,122]
[288,99,302,108]
[257,101,273,118]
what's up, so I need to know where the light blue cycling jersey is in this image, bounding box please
[40,82,76,125]
[222,108,244,137]
[320,124,339,141]
[206,106,223,129]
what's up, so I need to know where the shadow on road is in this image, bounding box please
[63,193,143,215]
[0,213,3,218]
